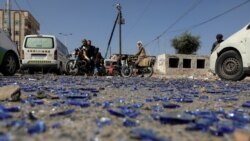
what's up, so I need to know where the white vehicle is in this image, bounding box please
[21,35,69,74]
[0,30,20,76]
[210,22,250,81]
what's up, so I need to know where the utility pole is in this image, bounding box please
[6,0,11,37]
[116,3,125,65]
[116,4,123,59]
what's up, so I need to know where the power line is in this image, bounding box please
[125,0,153,36]
[145,0,203,47]
[185,0,250,31]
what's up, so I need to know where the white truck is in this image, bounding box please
[210,22,250,81]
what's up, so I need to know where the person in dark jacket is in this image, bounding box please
[211,34,224,53]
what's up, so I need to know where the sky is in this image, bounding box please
[1,0,250,57]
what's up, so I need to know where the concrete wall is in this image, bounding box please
[155,54,210,77]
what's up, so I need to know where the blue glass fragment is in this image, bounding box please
[131,103,144,109]
[159,112,195,124]
[0,132,10,141]
[50,109,75,117]
[242,101,250,108]
[186,118,214,131]
[28,121,46,135]
[6,120,27,129]
[162,102,180,109]
[216,121,235,134]
[0,112,12,120]
[67,100,90,108]
[3,106,21,112]
[96,117,112,128]
[102,101,113,109]
[130,128,169,141]
[107,109,125,118]
[151,105,164,113]
[123,118,138,127]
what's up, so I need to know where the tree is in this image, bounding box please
[171,32,201,54]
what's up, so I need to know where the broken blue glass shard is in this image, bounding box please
[225,111,250,123]
[151,105,164,113]
[0,132,10,141]
[50,109,75,117]
[215,121,235,134]
[0,112,12,120]
[123,118,138,127]
[2,106,21,112]
[96,117,112,128]
[130,128,169,141]
[131,103,144,109]
[176,98,193,103]
[107,109,125,118]
[186,118,214,131]
[27,121,46,135]
[159,112,195,124]
[67,100,90,108]
[242,101,250,108]
[102,101,113,109]
[119,106,141,118]
[6,120,27,129]
[162,102,180,109]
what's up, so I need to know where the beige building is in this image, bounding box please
[0,9,40,54]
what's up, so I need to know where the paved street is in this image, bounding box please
[0,74,250,141]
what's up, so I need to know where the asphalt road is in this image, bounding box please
[0,74,250,141]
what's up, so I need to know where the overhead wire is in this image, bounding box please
[184,0,250,31]
[144,0,203,47]
[125,0,153,36]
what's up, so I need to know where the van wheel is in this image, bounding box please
[216,50,245,81]
[1,52,18,76]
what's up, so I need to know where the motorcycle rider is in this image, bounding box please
[135,41,146,68]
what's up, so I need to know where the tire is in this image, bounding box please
[141,67,154,78]
[215,50,245,81]
[121,66,132,77]
[1,52,19,76]
[66,60,79,75]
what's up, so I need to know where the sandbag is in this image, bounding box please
[138,57,152,67]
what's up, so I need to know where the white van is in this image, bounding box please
[0,30,20,76]
[21,35,69,74]
[210,22,250,81]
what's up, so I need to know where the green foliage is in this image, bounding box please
[171,32,201,54]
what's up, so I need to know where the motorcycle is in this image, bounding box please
[121,56,155,78]
[66,48,93,75]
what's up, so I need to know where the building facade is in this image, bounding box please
[0,9,40,54]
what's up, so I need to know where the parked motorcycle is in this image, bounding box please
[121,56,155,78]
[66,48,93,75]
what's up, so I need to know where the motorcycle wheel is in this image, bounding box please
[66,60,79,75]
[121,66,132,77]
[141,67,154,78]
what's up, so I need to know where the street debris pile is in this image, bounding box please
[0,75,250,141]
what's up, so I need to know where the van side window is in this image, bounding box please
[247,24,250,30]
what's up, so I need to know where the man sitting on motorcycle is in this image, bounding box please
[135,41,146,68]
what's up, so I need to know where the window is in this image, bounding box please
[247,24,250,30]
[15,31,19,35]
[183,59,191,68]
[15,20,20,25]
[25,37,54,48]
[197,59,205,69]
[169,58,179,68]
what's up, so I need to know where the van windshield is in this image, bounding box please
[25,37,54,48]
